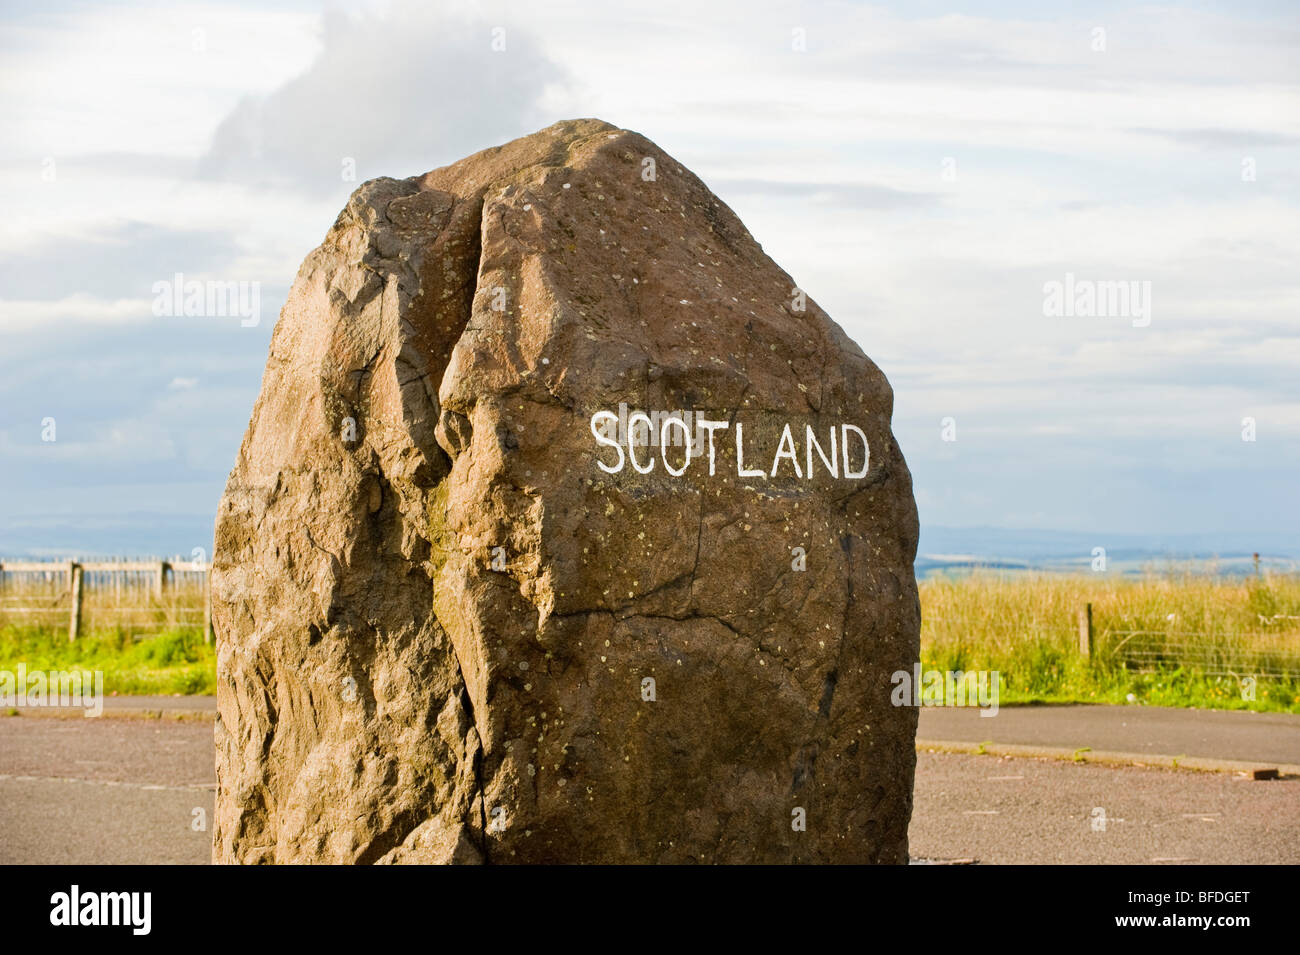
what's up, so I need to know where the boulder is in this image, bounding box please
[212,118,920,863]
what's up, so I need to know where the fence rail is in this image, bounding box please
[0,560,208,573]
[0,558,213,643]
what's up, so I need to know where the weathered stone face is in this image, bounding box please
[212,118,920,864]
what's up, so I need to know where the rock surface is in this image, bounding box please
[212,118,920,863]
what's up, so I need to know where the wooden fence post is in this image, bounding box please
[68,561,84,642]
[203,569,213,645]
[1077,602,1093,657]
[154,560,167,600]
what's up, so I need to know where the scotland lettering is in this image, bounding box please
[590,409,870,479]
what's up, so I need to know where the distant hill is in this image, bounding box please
[917,527,1300,577]
[3,519,1297,574]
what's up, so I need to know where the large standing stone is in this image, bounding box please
[212,118,920,863]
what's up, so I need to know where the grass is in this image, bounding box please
[921,570,1300,712]
[0,569,214,695]
[0,623,215,696]
[2,567,1298,709]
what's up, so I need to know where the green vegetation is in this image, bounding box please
[0,623,214,696]
[0,566,213,696]
[921,571,1300,712]
[2,566,1297,709]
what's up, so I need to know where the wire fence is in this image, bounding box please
[0,558,211,642]
[7,564,1300,681]
[1107,629,1300,681]
[924,609,1300,683]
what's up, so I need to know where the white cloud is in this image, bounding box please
[0,294,153,330]
[0,2,321,158]
[1,0,1298,544]
[196,1,569,191]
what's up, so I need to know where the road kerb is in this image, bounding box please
[917,737,1300,777]
[3,706,214,723]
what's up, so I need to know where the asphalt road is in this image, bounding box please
[918,705,1300,767]
[1,709,1296,864]
[910,751,1299,864]
[47,697,1300,765]
[0,718,213,865]
[91,695,218,713]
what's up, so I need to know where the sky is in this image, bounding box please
[1,0,1297,560]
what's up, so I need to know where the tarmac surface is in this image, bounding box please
[917,704,1300,767]
[909,750,1298,864]
[2,702,1297,864]
[0,718,213,865]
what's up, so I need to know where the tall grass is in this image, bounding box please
[0,623,215,696]
[0,567,212,695]
[3,565,1298,707]
[921,571,1300,711]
